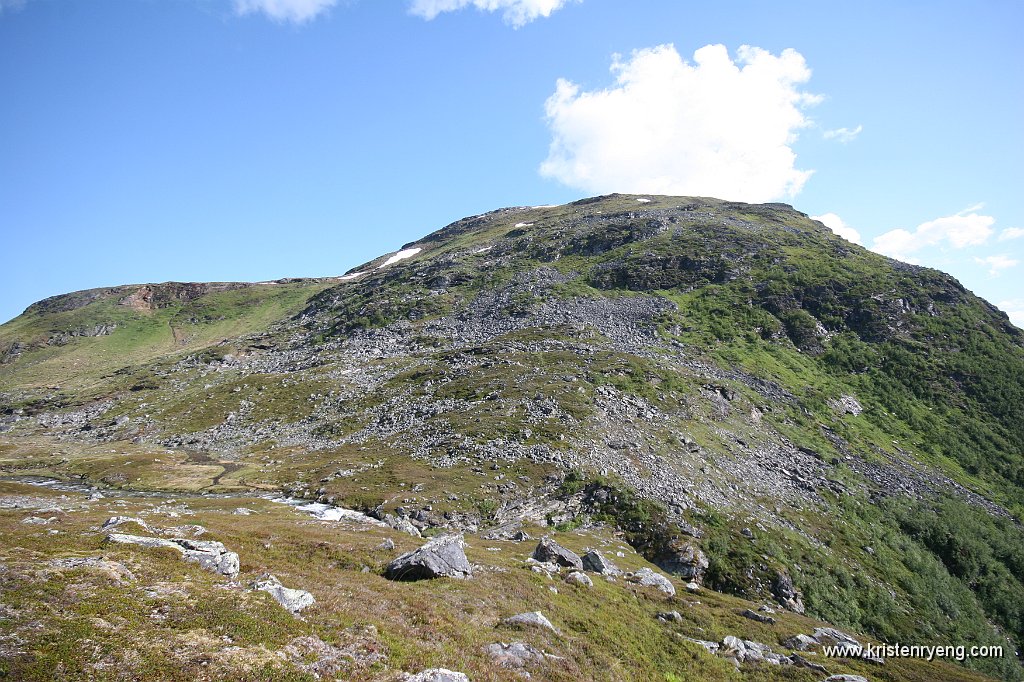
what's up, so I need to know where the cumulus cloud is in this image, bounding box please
[823,124,863,143]
[409,0,578,26]
[811,212,861,244]
[974,255,1019,276]
[998,300,1024,328]
[539,44,820,202]
[998,227,1024,242]
[871,208,995,261]
[233,0,338,23]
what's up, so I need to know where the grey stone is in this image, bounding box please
[385,514,423,538]
[106,532,181,551]
[629,567,675,596]
[721,635,746,654]
[404,669,470,682]
[782,633,818,651]
[104,533,239,579]
[823,676,869,682]
[565,571,593,587]
[385,534,472,581]
[175,539,240,579]
[21,516,56,525]
[740,608,776,624]
[531,537,582,570]
[503,611,557,633]
[790,654,829,673]
[581,549,621,575]
[685,637,720,654]
[252,573,315,614]
[483,641,546,669]
[812,627,860,647]
[655,610,682,622]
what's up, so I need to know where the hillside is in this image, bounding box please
[1,194,1022,681]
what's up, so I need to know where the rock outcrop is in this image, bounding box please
[105,533,240,579]
[252,573,316,614]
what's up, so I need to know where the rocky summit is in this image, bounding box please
[1,194,1022,681]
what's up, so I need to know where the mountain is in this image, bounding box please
[1,194,1022,681]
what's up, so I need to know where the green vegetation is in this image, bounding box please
[1,194,1022,680]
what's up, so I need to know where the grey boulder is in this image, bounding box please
[531,537,582,570]
[628,567,676,596]
[503,611,558,633]
[385,534,472,581]
[565,571,593,588]
[581,549,621,575]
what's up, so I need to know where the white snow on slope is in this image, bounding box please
[377,247,422,269]
[514,222,534,228]
[339,271,365,281]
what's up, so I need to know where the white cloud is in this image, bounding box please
[998,227,1024,242]
[409,0,578,27]
[0,0,28,13]
[872,208,995,261]
[812,212,861,244]
[538,44,820,203]
[233,0,338,23]
[974,255,1019,276]
[823,124,863,143]
[998,300,1024,328]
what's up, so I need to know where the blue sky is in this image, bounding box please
[1,0,1021,326]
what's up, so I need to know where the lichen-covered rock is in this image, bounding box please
[101,516,151,532]
[403,668,470,682]
[104,533,239,579]
[782,633,818,651]
[628,567,675,596]
[483,641,547,669]
[502,611,558,633]
[739,608,776,624]
[531,537,583,570]
[385,534,472,581]
[252,573,315,614]
[565,571,593,587]
[174,538,240,579]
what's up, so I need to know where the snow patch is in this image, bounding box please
[636,198,652,203]
[377,247,422,269]
[339,271,365,281]
[514,222,534,228]
[474,246,493,254]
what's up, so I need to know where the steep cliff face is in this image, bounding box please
[1,194,1022,681]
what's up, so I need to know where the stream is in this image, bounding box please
[1,475,384,525]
